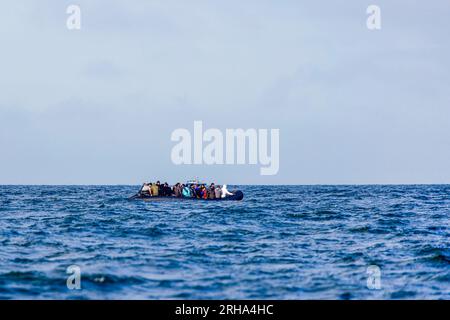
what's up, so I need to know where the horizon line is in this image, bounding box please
[1,183,449,186]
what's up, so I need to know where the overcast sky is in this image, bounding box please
[1,0,449,184]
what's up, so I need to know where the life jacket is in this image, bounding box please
[182,187,191,197]
[201,189,208,199]
[150,185,159,196]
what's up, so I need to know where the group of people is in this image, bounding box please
[139,181,234,199]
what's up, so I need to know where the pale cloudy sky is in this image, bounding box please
[0,0,449,184]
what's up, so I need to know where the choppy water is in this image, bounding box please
[0,185,449,299]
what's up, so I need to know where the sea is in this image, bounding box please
[0,185,449,299]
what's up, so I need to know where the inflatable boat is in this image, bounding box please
[130,190,244,201]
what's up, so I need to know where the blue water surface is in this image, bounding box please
[0,185,449,299]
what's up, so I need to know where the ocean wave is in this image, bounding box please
[0,184,448,299]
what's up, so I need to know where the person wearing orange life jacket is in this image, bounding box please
[199,185,208,199]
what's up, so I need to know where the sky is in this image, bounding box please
[0,0,449,185]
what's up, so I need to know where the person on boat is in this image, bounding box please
[150,182,159,196]
[221,184,234,198]
[200,185,208,199]
[192,184,198,198]
[173,183,177,195]
[214,185,222,198]
[163,182,172,196]
[182,184,191,197]
[194,184,202,198]
[159,182,165,196]
[208,184,216,199]
[140,183,151,195]
[173,183,181,197]
[172,183,177,196]
[203,185,209,199]
[176,183,183,197]
[156,181,163,195]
